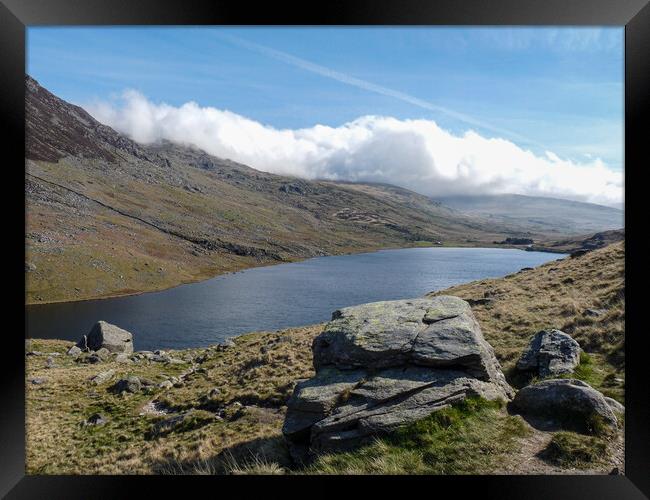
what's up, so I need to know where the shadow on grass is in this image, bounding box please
[149,434,292,475]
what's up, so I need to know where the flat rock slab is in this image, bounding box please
[516,329,580,377]
[284,296,514,460]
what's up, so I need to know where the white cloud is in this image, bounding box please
[86,90,623,207]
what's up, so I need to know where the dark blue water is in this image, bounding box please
[26,247,565,351]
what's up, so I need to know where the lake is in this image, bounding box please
[26,247,566,351]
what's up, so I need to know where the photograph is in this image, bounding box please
[23,25,628,476]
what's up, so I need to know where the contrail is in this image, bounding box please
[217,33,546,150]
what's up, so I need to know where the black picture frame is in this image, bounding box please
[2,0,648,497]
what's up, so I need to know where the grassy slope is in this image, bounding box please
[428,241,625,403]
[26,242,624,475]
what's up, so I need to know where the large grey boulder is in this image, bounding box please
[283,296,513,460]
[511,379,618,432]
[79,321,134,354]
[313,296,510,388]
[516,329,580,377]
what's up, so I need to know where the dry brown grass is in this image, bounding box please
[25,325,321,474]
[428,241,625,401]
[25,242,624,474]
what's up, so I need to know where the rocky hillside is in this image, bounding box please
[525,229,624,254]
[26,75,521,304]
[26,241,624,475]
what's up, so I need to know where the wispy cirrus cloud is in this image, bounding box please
[217,33,545,150]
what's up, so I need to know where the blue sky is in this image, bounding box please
[27,27,624,205]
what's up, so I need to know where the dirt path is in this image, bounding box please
[495,420,625,475]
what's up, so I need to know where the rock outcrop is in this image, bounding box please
[77,321,134,354]
[516,329,580,377]
[283,296,513,460]
[110,376,141,394]
[511,379,618,432]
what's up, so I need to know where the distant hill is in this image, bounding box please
[436,194,623,236]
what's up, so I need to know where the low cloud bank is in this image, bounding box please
[87,90,623,207]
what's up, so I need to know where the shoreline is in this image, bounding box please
[27,240,538,307]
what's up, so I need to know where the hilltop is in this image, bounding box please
[26,241,624,475]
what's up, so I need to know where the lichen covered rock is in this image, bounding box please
[283,296,513,461]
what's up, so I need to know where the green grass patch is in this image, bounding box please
[572,351,597,385]
[304,397,532,475]
[541,431,609,468]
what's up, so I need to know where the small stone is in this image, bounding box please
[95,347,110,360]
[111,376,141,394]
[158,380,173,390]
[67,345,82,357]
[115,353,132,364]
[29,377,47,385]
[86,413,107,426]
[89,369,115,385]
[466,297,494,306]
[584,308,607,317]
[516,329,581,377]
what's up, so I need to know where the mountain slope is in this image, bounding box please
[26,76,512,304]
[437,194,623,235]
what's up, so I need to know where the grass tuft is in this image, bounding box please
[541,431,609,468]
